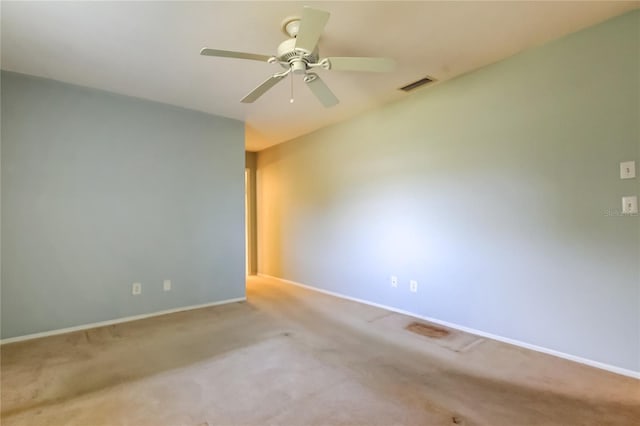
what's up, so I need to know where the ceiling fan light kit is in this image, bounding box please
[200,6,395,108]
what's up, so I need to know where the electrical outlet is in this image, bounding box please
[390,276,398,288]
[163,279,172,291]
[132,282,142,295]
[410,280,418,293]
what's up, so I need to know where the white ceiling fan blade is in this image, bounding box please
[200,48,272,62]
[241,74,287,103]
[295,7,330,53]
[304,73,339,108]
[325,57,396,72]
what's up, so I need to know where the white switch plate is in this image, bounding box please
[163,279,172,291]
[390,276,398,288]
[622,196,638,214]
[409,280,418,293]
[620,161,636,179]
[132,282,142,295]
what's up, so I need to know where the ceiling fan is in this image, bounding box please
[200,6,395,108]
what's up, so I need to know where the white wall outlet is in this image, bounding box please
[410,280,418,293]
[620,161,636,179]
[390,276,398,288]
[622,196,638,214]
[163,279,172,291]
[132,282,142,295]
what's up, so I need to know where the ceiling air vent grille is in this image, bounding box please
[399,76,435,92]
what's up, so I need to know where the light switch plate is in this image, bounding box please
[622,196,638,214]
[620,161,636,179]
[163,279,171,291]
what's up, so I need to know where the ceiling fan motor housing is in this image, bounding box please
[277,38,319,74]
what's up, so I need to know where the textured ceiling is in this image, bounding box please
[2,1,638,150]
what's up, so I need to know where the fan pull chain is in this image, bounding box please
[290,73,294,104]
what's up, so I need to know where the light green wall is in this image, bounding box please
[258,11,640,372]
[1,71,246,339]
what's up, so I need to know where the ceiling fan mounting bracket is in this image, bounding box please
[281,16,302,37]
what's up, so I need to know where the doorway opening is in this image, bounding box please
[245,168,251,276]
[245,152,257,277]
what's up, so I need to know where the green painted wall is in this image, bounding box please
[257,11,640,372]
[1,71,246,338]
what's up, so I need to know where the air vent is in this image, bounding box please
[399,76,435,92]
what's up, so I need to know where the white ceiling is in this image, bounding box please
[2,1,638,151]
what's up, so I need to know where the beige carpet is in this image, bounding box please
[1,275,638,426]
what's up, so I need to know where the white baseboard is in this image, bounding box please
[258,274,640,380]
[0,297,246,345]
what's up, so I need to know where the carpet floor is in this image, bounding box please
[1,275,638,426]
